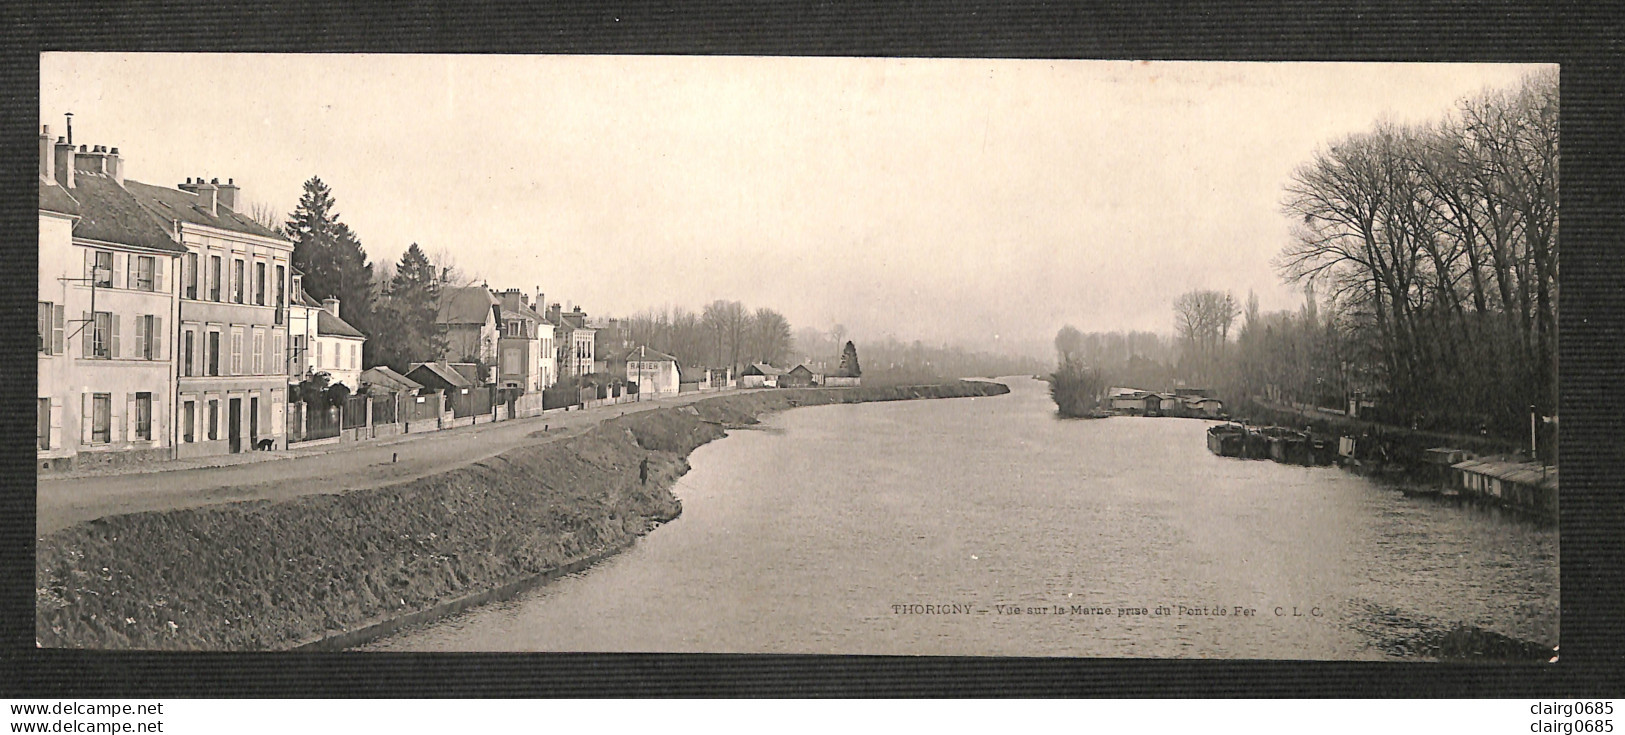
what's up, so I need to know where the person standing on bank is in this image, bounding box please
[640,458,649,485]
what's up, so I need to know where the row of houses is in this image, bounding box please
[738,363,861,389]
[1107,387,1225,418]
[36,122,379,470]
[35,119,744,471]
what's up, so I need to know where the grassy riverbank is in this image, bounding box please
[36,380,1008,650]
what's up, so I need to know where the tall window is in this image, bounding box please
[273,333,285,376]
[231,330,243,375]
[37,302,51,353]
[210,255,222,301]
[232,259,245,304]
[136,315,158,360]
[182,400,195,443]
[183,331,195,377]
[255,262,266,306]
[91,393,111,444]
[316,341,323,369]
[252,330,264,375]
[208,331,221,376]
[350,343,357,369]
[91,251,113,287]
[274,264,286,324]
[37,398,50,450]
[208,399,219,441]
[88,311,112,359]
[133,256,156,291]
[185,252,199,299]
[135,392,152,441]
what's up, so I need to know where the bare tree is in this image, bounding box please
[1054,325,1084,365]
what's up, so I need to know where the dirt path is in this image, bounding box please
[36,392,714,535]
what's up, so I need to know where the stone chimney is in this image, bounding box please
[548,303,562,324]
[53,138,75,189]
[322,297,340,318]
[39,125,53,181]
[105,147,123,186]
[178,177,199,193]
[75,145,106,177]
[217,177,239,211]
[195,180,218,216]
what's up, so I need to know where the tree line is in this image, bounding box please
[1272,69,1557,437]
[1050,71,1558,444]
[619,301,795,373]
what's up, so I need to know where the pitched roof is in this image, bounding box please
[451,362,484,385]
[39,181,81,216]
[316,308,365,339]
[744,362,785,376]
[123,179,286,241]
[361,366,423,392]
[554,310,594,331]
[407,361,473,388]
[64,173,186,253]
[788,364,816,375]
[623,346,678,363]
[499,307,541,323]
[437,286,499,325]
[1451,459,1558,490]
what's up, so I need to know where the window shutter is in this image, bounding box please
[82,312,92,357]
[155,258,165,292]
[134,315,147,361]
[50,402,62,451]
[80,393,91,445]
[153,317,163,360]
[110,315,121,358]
[52,305,64,354]
[117,253,129,289]
[84,249,94,281]
[124,393,135,443]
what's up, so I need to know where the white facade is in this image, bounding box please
[37,136,182,470]
[173,222,293,457]
[626,352,680,398]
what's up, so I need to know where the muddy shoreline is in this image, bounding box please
[36,381,1009,650]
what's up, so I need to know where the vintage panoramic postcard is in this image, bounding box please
[35,54,1557,660]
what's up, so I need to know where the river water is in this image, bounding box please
[366,377,1558,659]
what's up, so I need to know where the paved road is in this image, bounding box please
[37,392,717,535]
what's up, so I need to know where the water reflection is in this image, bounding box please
[366,378,1557,659]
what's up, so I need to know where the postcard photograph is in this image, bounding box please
[34,53,1558,660]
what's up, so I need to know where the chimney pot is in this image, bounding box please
[39,125,54,182]
[195,181,218,216]
[53,139,76,189]
[79,145,87,152]
[109,147,118,155]
[211,177,219,184]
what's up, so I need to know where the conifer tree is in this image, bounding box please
[372,243,448,373]
[285,176,376,362]
[838,341,862,377]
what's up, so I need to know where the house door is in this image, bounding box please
[228,398,242,453]
[249,396,260,445]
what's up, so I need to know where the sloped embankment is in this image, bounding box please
[36,380,1007,650]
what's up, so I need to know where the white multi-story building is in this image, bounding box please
[286,275,366,391]
[37,125,184,471]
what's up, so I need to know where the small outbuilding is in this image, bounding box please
[740,362,785,388]
[782,364,819,388]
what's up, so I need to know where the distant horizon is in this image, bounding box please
[42,55,1547,362]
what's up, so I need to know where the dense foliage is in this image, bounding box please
[1049,360,1106,418]
[285,176,377,364]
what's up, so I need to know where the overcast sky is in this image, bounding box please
[41,54,1544,359]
